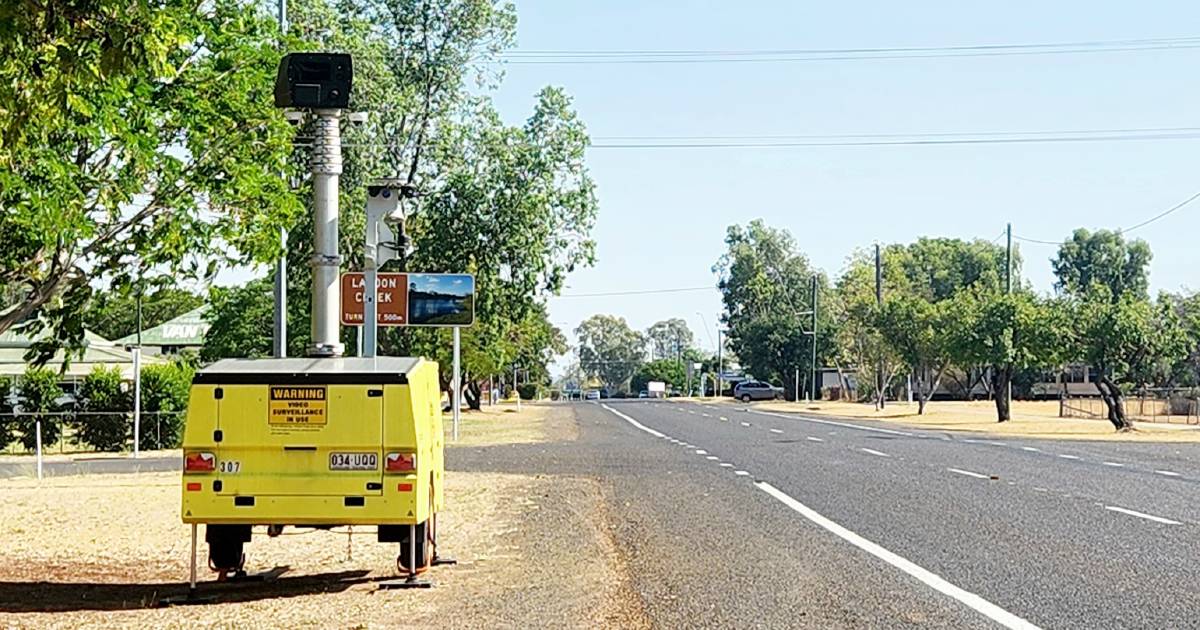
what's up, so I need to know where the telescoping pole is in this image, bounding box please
[309,109,345,357]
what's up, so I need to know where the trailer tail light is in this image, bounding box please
[184,451,216,473]
[385,452,416,473]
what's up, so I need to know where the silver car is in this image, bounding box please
[733,380,783,402]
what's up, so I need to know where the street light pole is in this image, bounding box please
[811,274,818,402]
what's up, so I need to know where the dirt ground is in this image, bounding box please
[0,404,648,629]
[743,399,1200,442]
[445,402,576,447]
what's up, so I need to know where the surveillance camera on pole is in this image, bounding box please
[362,179,409,358]
[274,52,353,356]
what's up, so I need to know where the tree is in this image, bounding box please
[0,376,14,447]
[85,288,204,341]
[631,359,687,394]
[874,296,951,414]
[201,279,278,361]
[1052,231,1176,429]
[576,315,645,392]
[0,0,301,357]
[74,366,129,451]
[1068,291,1186,430]
[1168,291,1200,387]
[12,367,64,450]
[645,318,694,361]
[714,221,835,400]
[140,362,194,449]
[1053,229,1152,300]
[947,290,1065,422]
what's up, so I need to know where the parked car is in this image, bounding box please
[585,389,601,401]
[638,390,649,398]
[733,380,784,402]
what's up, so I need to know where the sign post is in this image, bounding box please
[452,327,461,441]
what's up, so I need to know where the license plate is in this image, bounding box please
[329,452,378,471]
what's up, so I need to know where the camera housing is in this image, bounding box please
[274,53,353,109]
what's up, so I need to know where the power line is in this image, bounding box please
[552,286,716,298]
[496,36,1200,65]
[592,126,1200,142]
[1013,187,1200,245]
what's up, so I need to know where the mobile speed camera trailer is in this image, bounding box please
[174,53,455,601]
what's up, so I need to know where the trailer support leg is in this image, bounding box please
[189,523,198,592]
[379,523,432,589]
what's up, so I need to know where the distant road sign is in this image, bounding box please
[340,272,474,327]
[341,272,408,326]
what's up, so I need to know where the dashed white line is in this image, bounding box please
[756,482,1042,630]
[769,428,784,434]
[695,449,708,455]
[947,468,990,480]
[719,463,734,468]
[1021,447,1040,452]
[749,409,913,437]
[1102,462,1125,468]
[1155,470,1182,477]
[734,470,751,476]
[1104,505,1181,525]
[701,413,711,418]
[806,437,824,442]
[860,448,890,458]
[1058,454,1080,460]
[740,422,751,427]
[962,439,984,444]
[987,441,1007,447]
[719,416,729,421]
[706,456,719,461]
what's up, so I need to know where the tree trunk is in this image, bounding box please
[464,380,482,411]
[1097,376,1134,431]
[992,366,1012,422]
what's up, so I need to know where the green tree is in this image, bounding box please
[1168,291,1200,386]
[201,279,278,361]
[85,288,204,341]
[947,290,1065,422]
[140,362,194,449]
[12,367,64,450]
[0,0,301,359]
[1068,291,1187,430]
[715,221,835,400]
[1053,229,1152,300]
[74,366,129,451]
[631,359,687,394]
[874,296,952,414]
[576,315,645,392]
[645,318,694,361]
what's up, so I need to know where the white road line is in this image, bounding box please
[962,439,983,444]
[988,441,1007,447]
[756,482,1042,630]
[1021,447,1040,452]
[1102,462,1125,467]
[1033,487,1049,492]
[1155,470,1182,477]
[740,422,751,427]
[806,437,824,442]
[750,409,913,437]
[1104,505,1181,525]
[601,404,665,438]
[947,468,990,480]
[734,470,750,476]
[719,416,729,421]
[1058,454,1080,460]
[695,450,708,455]
[702,413,711,417]
[719,463,734,468]
[770,428,784,434]
[860,448,890,458]
[707,456,719,461]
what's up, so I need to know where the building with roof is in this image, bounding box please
[114,306,210,356]
[0,329,164,381]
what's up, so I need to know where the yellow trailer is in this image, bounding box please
[180,356,445,582]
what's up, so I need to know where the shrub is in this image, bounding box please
[140,362,193,449]
[75,366,130,451]
[517,383,538,400]
[13,367,64,450]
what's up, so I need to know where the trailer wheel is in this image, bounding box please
[205,524,251,574]
[396,520,431,574]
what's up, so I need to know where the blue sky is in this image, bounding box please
[489,1,1200,353]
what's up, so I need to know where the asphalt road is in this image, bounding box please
[451,400,1200,629]
[0,455,177,478]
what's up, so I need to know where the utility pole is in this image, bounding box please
[1005,222,1013,414]
[716,328,724,398]
[875,244,885,409]
[272,0,289,359]
[132,269,143,458]
[810,274,818,402]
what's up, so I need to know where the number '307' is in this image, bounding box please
[219,460,241,473]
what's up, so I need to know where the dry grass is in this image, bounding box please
[751,399,1200,442]
[0,470,637,628]
[0,406,644,629]
[445,402,576,447]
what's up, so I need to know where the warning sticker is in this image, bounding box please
[269,386,327,425]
